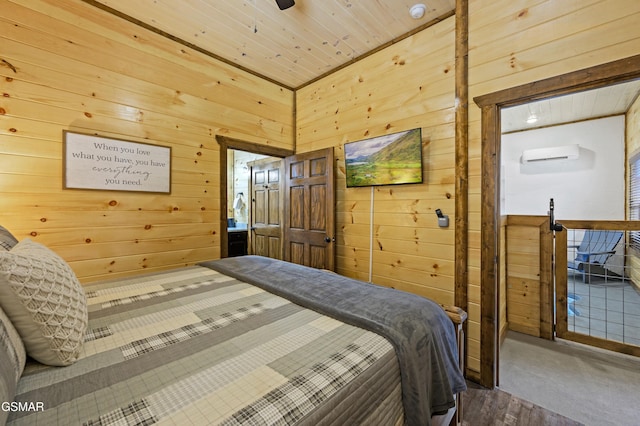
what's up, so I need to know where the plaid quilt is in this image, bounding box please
[7,266,403,425]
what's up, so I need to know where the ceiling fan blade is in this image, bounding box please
[275,0,295,10]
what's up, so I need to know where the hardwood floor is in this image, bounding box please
[461,381,584,425]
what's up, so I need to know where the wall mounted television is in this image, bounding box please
[344,128,423,188]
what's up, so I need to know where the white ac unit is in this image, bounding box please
[521,144,579,163]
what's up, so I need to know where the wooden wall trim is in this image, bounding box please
[474,55,640,389]
[216,135,294,258]
[215,136,294,158]
[455,0,469,316]
[480,103,499,388]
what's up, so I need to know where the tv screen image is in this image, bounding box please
[344,128,423,188]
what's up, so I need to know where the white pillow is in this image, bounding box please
[0,239,87,366]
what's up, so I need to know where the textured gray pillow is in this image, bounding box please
[0,239,88,366]
[0,226,18,251]
[0,305,26,425]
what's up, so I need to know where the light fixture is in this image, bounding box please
[409,4,427,19]
[526,103,539,124]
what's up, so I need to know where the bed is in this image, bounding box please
[0,235,466,426]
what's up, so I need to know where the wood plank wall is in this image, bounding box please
[466,0,640,376]
[296,18,457,305]
[0,0,294,283]
[505,220,541,337]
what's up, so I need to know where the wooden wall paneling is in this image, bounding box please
[8,0,294,115]
[296,15,457,313]
[379,277,456,306]
[475,22,640,97]
[472,1,615,63]
[295,21,455,149]
[71,247,219,283]
[470,2,640,92]
[299,102,456,154]
[0,48,288,151]
[1,0,294,282]
[295,24,454,111]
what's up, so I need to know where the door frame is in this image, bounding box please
[216,136,293,258]
[473,54,640,389]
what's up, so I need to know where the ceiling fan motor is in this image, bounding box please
[275,0,295,10]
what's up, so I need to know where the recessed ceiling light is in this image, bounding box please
[409,4,427,19]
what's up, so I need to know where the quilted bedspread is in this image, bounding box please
[7,265,405,425]
[202,256,466,425]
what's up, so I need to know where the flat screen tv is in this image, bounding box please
[345,128,423,188]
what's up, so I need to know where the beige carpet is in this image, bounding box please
[499,331,640,426]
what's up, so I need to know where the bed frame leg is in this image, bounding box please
[441,305,466,426]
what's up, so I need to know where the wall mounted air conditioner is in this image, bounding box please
[521,144,580,163]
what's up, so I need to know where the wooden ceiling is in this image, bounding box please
[88,1,639,129]
[89,0,456,89]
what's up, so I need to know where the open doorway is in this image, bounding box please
[216,136,293,259]
[499,90,630,337]
[226,149,280,257]
[473,54,640,389]
[217,136,337,269]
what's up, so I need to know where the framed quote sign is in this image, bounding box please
[63,131,171,193]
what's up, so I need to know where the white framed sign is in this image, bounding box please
[63,131,171,193]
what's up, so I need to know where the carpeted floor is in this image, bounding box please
[499,331,640,426]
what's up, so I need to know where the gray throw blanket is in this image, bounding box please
[200,256,466,425]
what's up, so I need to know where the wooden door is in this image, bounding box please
[250,159,284,260]
[284,148,335,270]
